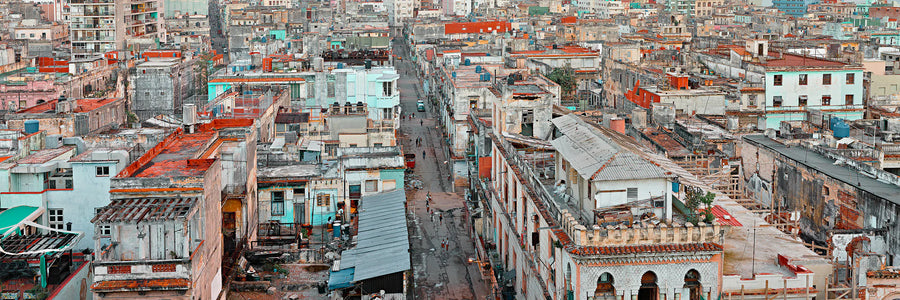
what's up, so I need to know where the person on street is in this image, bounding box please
[422,150,426,158]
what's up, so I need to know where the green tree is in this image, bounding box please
[685,186,716,224]
[545,66,576,100]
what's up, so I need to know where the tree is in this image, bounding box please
[684,186,715,224]
[545,66,576,100]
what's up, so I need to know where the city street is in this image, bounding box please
[394,39,491,299]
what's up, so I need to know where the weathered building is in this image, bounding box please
[7,97,127,137]
[131,58,196,121]
[742,135,900,265]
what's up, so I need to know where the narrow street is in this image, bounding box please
[394,39,491,299]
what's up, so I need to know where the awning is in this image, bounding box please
[328,268,355,290]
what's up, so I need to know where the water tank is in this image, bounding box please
[452,71,456,79]
[830,116,842,131]
[833,121,850,139]
[475,65,482,73]
[484,73,491,81]
[464,58,471,66]
[337,62,344,69]
[610,118,626,134]
[24,120,39,135]
[364,59,372,70]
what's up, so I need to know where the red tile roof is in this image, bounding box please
[759,52,849,68]
[16,98,122,114]
[91,278,190,292]
[573,242,723,256]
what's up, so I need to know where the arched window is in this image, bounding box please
[638,271,658,300]
[684,270,702,300]
[595,272,616,299]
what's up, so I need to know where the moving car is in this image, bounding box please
[416,100,426,112]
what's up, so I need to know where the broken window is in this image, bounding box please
[271,191,285,216]
[773,96,783,107]
[798,74,808,85]
[521,110,534,137]
[773,74,783,86]
[799,95,808,107]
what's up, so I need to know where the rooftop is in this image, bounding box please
[0,205,41,236]
[744,135,900,205]
[550,115,669,181]
[15,146,75,165]
[17,98,123,114]
[91,278,191,292]
[329,190,410,289]
[92,197,198,224]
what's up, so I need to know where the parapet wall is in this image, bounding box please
[561,209,728,247]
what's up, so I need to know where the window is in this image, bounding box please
[773,74,783,86]
[49,209,64,230]
[799,74,808,85]
[96,166,110,176]
[748,94,757,106]
[316,194,331,206]
[773,96,783,107]
[383,82,393,96]
[365,180,378,192]
[293,188,305,199]
[799,95,808,107]
[627,188,638,200]
[49,180,56,189]
[822,73,832,85]
[845,94,854,105]
[822,95,831,106]
[846,73,855,84]
[271,191,285,216]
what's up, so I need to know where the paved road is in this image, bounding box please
[394,39,491,300]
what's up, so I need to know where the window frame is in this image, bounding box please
[773,74,783,86]
[798,74,808,85]
[822,73,832,85]
[48,208,64,230]
[96,166,110,176]
[846,73,855,84]
[773,96,783,107]
[271,191,285,216]
[822,95,831,106]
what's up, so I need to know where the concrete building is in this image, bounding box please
[0,146,128,251]
[91,118,258,299]
[131,58,196,121]
[7,97,127,137]
[741,135,900,267]
[64,0,165,59]
[13,20,67,47]
[773,0,813,15]
[698,41,865,129]
[385,0,415,24]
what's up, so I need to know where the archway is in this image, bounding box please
[637,271,658,300]
[594,272,616,300]
[684,269,702,300]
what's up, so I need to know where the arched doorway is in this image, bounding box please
[684,269,702,300]
[595,272,616,300]
[638,271,658,300]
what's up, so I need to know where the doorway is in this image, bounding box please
[638,271,658,300]
[595,272,616,300]
[684,269,702,300]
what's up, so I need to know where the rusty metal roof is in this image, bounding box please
[92,197,197,224]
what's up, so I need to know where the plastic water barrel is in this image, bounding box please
[24,120,39,134]
[833,121,850,138]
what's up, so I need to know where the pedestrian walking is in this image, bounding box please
[439,213,443,224]
[422,150,426,158]
[420,120,423,126]
[430,211,435,223]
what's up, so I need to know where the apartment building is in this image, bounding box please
[65,0,165,58]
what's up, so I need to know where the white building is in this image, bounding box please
[385,0,415,24]
[64,0,165,59]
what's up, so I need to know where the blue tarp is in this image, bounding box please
[328,268,355,290]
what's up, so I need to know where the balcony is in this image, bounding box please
[68,0,114,4]
[93,259,192,292]
[72,36,115,42]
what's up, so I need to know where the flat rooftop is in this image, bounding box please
[745,135,900,205]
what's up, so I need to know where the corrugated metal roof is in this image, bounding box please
[551,115,667,181]
[332,190,410,284]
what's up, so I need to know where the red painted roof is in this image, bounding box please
[444,21,511,34]
[759,52,848,68]
[17,98,122,114]
[91,278,190,292]
[710,205,743,227]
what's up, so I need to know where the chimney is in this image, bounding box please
[183,104,197,133]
